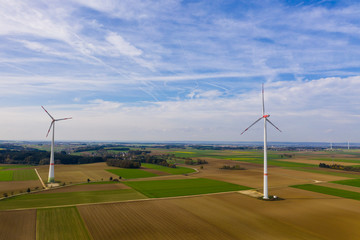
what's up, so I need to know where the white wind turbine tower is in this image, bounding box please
[42,106,72,183]
[241,84,281,199]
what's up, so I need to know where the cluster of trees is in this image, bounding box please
[106,152,177,168]
[106,158,141,168]
[184,159,208,165]
[319,163,360,172]
[220,165,245,170]
[280,154,294,158]
[0,150,104,165]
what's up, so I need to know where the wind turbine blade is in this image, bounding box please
[41,106,55,120]
[55,117,72,121]
[46,121,54,137]
[241,117,263,135]
[266,118,282,132]
[262,83,265,115]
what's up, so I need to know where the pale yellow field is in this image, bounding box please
[36,162,119,184]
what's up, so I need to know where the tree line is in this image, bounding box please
[106,151,176,168]
[0,150,104,165]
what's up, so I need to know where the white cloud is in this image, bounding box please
[0,77,359,142]
[106,32,142,57]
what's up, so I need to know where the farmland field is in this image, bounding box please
[332,178,360,187]
[2,147,360,239]
[13,169,38,181]
[37,207,91,240]
[0,171,13,181]
[124,178,251,198]
[0,209,36,240]
[107,168,158,179]
[0,169,42,182]
[0,188,147,210]
[291,184,360,201]
[141,163,196,174]
[36,162,119,184]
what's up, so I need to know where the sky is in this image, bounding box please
[1,0,360,143]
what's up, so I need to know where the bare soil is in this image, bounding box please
[0,180,42,196]
[0,209,36,240]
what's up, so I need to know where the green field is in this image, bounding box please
[0,169,38,181]
[37,207,91,240]
[234,158,317,168]
[0,171,13,181]
[106,168,158,179]
[13,169,38,181]
[291,184,360,201]
[141,163,196,175]
[0,165,32,170]
[0,189,147,210]
[331,178,360,187]
[124,178,252,198]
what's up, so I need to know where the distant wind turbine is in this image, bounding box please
[42,106,72,183]
[241,84,281,199]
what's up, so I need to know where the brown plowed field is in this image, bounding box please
[0,180,42,195]
[78,200,235,240]
[78,188,360,239]
[0,209,36,240]
[37,183,130,194]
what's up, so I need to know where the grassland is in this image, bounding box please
[106,168,158,179]
[124,178,251,198]
[37,207,91,240]
[13,169,38,181]
[332,178,360,187]
[0,169,38,182]
[141,163,196,174]
[0,171,13,181]
[291,184,360,201]
[0,188,147,210]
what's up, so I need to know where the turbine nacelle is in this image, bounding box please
[42,106,72,137]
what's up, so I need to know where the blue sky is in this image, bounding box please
[1,0,360,142]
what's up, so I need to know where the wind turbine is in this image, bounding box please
[42,106,72,183]
[241,84,281,199]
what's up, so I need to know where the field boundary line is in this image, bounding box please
[34,168,47,189]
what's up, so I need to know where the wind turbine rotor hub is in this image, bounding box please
[263,114,270,118]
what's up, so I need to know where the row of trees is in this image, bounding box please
[220,165,245,170]
[0,150,104,165]
[184,159,208,165]
[106,151,177,168]
[319,163,360,172]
